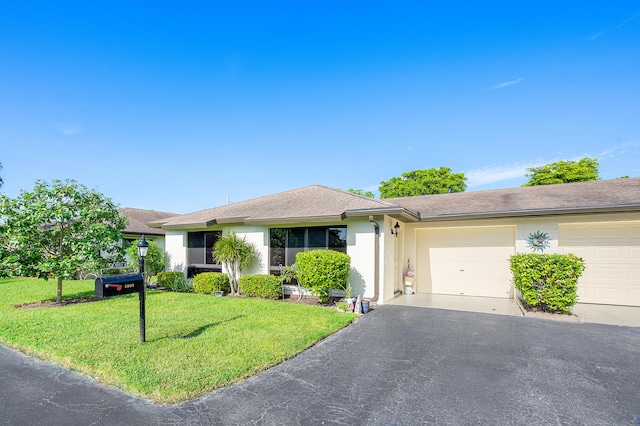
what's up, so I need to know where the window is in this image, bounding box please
[269,226,347,272]
[187,231,222,277]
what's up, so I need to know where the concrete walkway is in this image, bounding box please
[388,293,640,328]
[2,305,640,425]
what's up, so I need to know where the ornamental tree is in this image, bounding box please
[523,158,599,186]
[379,167,467,198]
[126,239,165,282]
[0,179,126,302]
[213,231,258,295]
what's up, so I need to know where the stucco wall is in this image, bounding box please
[165,230,187,272]
[226,225,269,275]
[345,218,379,300]
[160,220,382,299]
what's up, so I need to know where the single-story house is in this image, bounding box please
[119,208,178,251]
[149,178,640,307]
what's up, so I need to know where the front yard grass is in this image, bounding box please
[0,277,356,403]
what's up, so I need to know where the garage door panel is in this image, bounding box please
[594,287,622,300]
[630,288,640,304]
[595,227,622,239]
[428,247,513,262]
[595,247,624,260]
[594,267,622,280]
[562,227,591,241]
[560,222,640,307]
[417,226,515,299]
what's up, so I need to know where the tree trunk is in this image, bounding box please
[57,277,63,303]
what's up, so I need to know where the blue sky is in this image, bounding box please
[1,2,639,214]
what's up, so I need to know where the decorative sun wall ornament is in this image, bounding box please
[527,230,551,252]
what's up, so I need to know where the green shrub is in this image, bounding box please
[156,272,182,287]
[126,240,165,279]
[509,253,585,313]
[239,274,282,299]
[192,272,230,294]
[157,272,192,292]
[296,250,350,303]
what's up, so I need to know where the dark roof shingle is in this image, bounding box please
[388,177,640,220]
[119,208,178,235]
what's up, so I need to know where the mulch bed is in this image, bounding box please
[16,296,104,310]
[16,293,329,310]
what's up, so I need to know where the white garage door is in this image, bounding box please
[559,222,640,306]
[416,227,515,298]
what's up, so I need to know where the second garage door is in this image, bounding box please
[416,226,515,298]
[559,222,640,306]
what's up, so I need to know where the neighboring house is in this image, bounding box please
[119,208,178,252]
[149,178,640,307]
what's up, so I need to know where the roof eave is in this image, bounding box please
[344,207,421,222]
[161,219,218,230]
[419,204,640,222]
[244,215,345,226]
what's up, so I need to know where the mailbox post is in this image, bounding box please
[137,235,149,343]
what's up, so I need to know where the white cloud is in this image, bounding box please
[586,31,605,41]
[56,122,82,136]
[489,77,525,90]
[465,160,545,188]
[587,11,640,40]
[598,139,640,157]
[466,141,640,189]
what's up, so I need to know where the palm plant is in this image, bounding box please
[213,231,258,295]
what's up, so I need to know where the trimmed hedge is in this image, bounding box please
[239,274,282,299]
[156,272,184,290]
[296,250,350,303]
[192,272,231,294]
[509,253,585,313]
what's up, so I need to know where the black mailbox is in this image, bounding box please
[95,273,144,298]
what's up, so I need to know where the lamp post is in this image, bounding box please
[137,235,149,343]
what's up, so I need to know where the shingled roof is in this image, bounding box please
[150,178,640,229]
[388,177,640,221]
[152,185,415,229]
[119,208,178,235]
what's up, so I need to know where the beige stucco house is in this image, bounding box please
[149,178,640,307]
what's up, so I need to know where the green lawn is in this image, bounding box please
[0,277,356,403]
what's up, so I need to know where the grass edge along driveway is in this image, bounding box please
[0,278,356,403]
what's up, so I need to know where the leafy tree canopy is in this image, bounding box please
[523,158,599,186]
[378,167,467,198]
[0,162,3,188]
[0,179,126,302]
[347,188,376,198]
[126,239,165,281]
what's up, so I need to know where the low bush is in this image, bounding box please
[239,274,282,299]
[156,272,182,287]
[296,250,350,303]
[192,272,230,294]
[509,253,585,313]
[157,272,192,292]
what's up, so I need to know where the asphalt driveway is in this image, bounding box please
[2,305,639,425]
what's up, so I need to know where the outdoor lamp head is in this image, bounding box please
[137,235,149,258]
[392,222,400,237]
